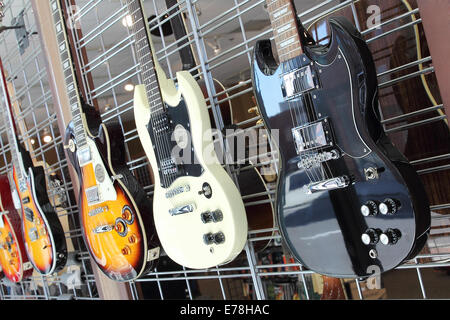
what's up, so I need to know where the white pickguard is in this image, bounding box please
[134,67,248,269]
[80,138,117,204]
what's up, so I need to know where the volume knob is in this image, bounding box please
[361,228,380,245]
[361,201,378,216]
[379,198,399,215]
[380,228,401,245]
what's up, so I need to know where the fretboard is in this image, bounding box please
[266,0,303,62]
[50,0,87,148]
[125,0,164,115]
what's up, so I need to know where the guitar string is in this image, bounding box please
[290,58,320,183]
[128,2,169,188]
[286,58,317,184]
[129,2,173,188]
[284,51,316,184]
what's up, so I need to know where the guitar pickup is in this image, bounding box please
[24,207,34,222]
[77,146,92,167]
[29,228,39,242]
[307,176,350,194]
[85,186,100,205]
[282,65,318,99]
[292,118,333,154]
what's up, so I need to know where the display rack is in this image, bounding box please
[0,0,449,300]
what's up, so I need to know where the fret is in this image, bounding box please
[124,0,165,115]
[52,0,87,148]
[265,0,303,62]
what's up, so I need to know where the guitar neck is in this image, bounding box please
[50,0,88,149]
[0,58,24,177]
[265,0,303,62]
[125,0,165,116]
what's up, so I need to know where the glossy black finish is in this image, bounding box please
[18,143,67,273]
[251,17,430,278]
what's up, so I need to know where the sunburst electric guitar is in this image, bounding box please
[125,0,248,269]
[0,58,67,276]
[50,0,160,281]
[251,0,430,277]
[0,175,33,283]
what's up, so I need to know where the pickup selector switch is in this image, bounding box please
[361,228,381,245]
[198,182,212,199]
[361,201,378,216]
[380,228,401,245]
[379,198,399,215]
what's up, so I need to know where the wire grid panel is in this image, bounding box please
[0,0,99,300]
[0,0,446,300]
[62,0,450,300]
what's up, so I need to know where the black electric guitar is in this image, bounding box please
[0,58,67,276]
[51,0,160,281]
[251,0,430,278]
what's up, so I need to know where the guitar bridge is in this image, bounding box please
[307,176,350,194]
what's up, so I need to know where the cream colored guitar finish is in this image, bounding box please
[134,72,248,269]
[130,1,248,267]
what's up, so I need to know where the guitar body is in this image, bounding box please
[11,145,67,275]
[65,120,159,281]
[252,17,430,277]
[134,69,248,269]
[0,175,33,282]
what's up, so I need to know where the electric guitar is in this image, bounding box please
[50,0,160,281]
[126,0,248,269]
[164,0,275,251]
[251,0,430,277]
[0,175,33,283]
[0,58,67,276]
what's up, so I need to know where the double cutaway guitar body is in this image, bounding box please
[127,0,248,269]
[252,16,430,278]
[64,114,160,281]
[11,145,67,275]
[0,175,32,282]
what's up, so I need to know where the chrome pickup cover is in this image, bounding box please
[85,186,100,205]
[292,118,333,154]
[282,65,316,99]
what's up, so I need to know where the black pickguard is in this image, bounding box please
[252,17,430,278]
[146,96,203,189]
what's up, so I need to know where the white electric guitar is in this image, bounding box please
[125,0,248,269]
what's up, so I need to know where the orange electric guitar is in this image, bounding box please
[0,58,68,276]
[51,0,160,281]
[0,175,33,283]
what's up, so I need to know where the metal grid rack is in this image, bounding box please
[0,0,99,300]
[1,0,449,300]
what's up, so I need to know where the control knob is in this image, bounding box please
[380,228,401,245]
[361,201,378,217]
[361,228,381,245]
[379,198,399,215]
